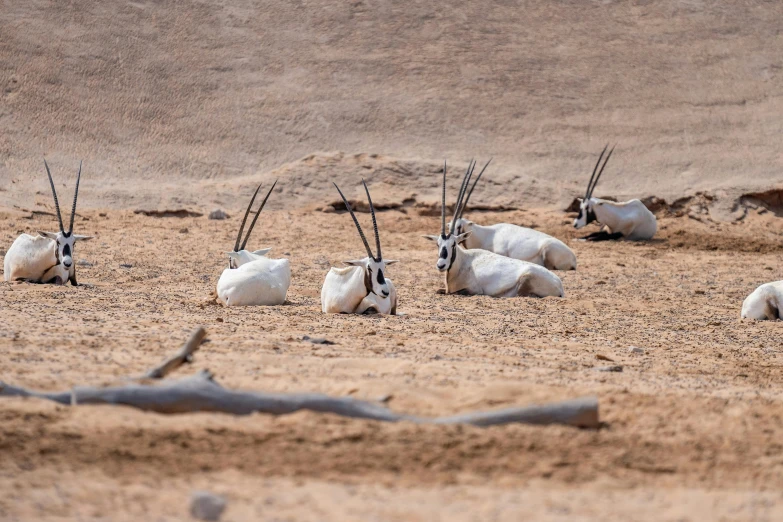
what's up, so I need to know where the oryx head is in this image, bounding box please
[447,158,492,237]
[424,159,489,272]
[227,180,277,269]
[38,160,93,275]
[333,180,398,298]
[574,144,615,229]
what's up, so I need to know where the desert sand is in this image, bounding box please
[2,1,783,521]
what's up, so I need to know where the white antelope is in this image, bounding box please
[424,161,564,298]
[449,159,577,270]
[573,145,657,241]
[216,181,291,306]
[741,281,783,320]
[4,160,92,285]
[321,181,398,315]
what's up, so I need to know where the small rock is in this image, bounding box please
[98,212,107,217]
[190,491,227,521]
[77,259,94,267]
[596,365,623,372]
[302,335,335,345]
[208,209,228,220]
[119,263,133,269]
[628,346,644,354]
[694,289,705,295]
[0,249,6,257]
[321,205,336,213]
[179,227,189,234]
[595,354,614,362]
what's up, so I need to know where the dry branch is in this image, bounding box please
[143,327,207,379]
[0,328,600,429]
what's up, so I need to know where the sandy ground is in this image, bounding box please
[1,205,783,520]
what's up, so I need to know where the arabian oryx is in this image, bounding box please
[573,145,657,241]
[4,160,92,285]
[449,159,577,270]
[424,161,564,298]
[216,180,291,306]
[321,181,398,315]
[741,281,783,320]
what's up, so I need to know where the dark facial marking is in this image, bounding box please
[448,242,457,270]
[376,267,385,285]
[364,267,374,295]
[439,247,448,259]
[586,207,597,225]
[63,243,71,258]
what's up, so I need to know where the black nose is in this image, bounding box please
[63,261,72,268]
[382,290,389,297]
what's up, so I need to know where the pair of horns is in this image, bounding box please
[584,144,616,200]
[234,180,278,252]
[333,180,382,261]
[44,159,82,236]
[440,158,492,236]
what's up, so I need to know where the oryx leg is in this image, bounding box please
[515,275,543,298]
[763,299,780,320]
[581,231,624,241]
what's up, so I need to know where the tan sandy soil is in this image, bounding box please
[2,206,783,520]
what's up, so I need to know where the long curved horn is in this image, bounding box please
[361,179,381,261]
[588,144,616,199]
[333,182,374,259]
[450,159,475,234]
[68,160,82,235]
[234,182,264,252]
[441,160,447,236]
[240,179,278,251]
[585,144,608,200]
[43,159,65,233]
[457,158,492,222]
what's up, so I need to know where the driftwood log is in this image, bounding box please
[0,328,600,429]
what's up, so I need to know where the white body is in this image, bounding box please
[321,265,397,314]
[577,197,657,240]
[741,281,783,320]
[454,219,576,270]
[217,250,290,306]
[442,241,564,298]
[3,233,69,284]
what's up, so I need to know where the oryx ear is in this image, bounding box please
[456,231,472,244]
[383,259,399,265]
[37,231,58,240]
[422,234,440,242]
[72,234,94,241]
[252,248,271,256]
[342,259,365,267]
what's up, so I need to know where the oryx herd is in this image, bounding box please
[3,151,781,320]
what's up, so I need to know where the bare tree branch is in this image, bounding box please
[143,327,207,379]
[0,328,600,429]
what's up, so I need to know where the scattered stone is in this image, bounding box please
[432,354,443,360]
[596,365,623,372]
[99,212,107,217]
[302,335,335,345]
[208,209,228,220]
[707,321,721,326]
[77,259,94,267]
[595,354,614,362]
[134,209,203,218]
[313,255,330,267]
[628,346,644,354]
[179,227,189,234]
[190,491,227,521]
[0,249,6,257]
[595,280,607,285]
[119,263,133,269]
[694,289,705,295]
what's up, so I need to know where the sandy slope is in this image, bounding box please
[2,1,783,212]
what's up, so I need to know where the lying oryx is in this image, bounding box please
[741,281,783,320]
[449,159,577,270]
[216,181,291,306]
[321,181,398,314]
[4,160,92,285]
[573,145,657,241]
[424,161,564,298]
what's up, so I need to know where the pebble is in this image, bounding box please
[597,365,623,372]
[190,491,227,521]
[628,346,644,354]
[208,209,228,220]
[77,259,94,267]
